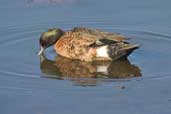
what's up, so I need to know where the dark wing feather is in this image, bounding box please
[71,27,129,42]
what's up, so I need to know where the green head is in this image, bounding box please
[38,28,64,55]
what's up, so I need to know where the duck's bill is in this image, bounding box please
[38,47,45,55]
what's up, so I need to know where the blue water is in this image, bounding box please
[0,0,171,114]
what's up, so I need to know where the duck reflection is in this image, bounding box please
[40,54,141,85]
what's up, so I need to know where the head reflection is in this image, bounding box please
[40,54,141,86]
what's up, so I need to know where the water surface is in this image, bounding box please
[0,0,171,114]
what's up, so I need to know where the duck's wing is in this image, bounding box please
[71,27,129,43]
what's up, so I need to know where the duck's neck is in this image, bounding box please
[57,29,65,38]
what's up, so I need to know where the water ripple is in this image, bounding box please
[0,22,171,85]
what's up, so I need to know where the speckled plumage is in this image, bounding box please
[54,27,139,61]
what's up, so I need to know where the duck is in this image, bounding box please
[38,27,139,61]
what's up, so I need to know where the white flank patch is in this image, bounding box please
[97,65,108,73]
[96,46,109,57]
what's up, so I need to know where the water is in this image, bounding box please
[0,0,171,114]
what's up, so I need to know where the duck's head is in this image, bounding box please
[38,28,64,55]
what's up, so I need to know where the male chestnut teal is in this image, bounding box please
[38,27,139,61]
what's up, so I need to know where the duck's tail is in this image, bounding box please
[96,42,139,60]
